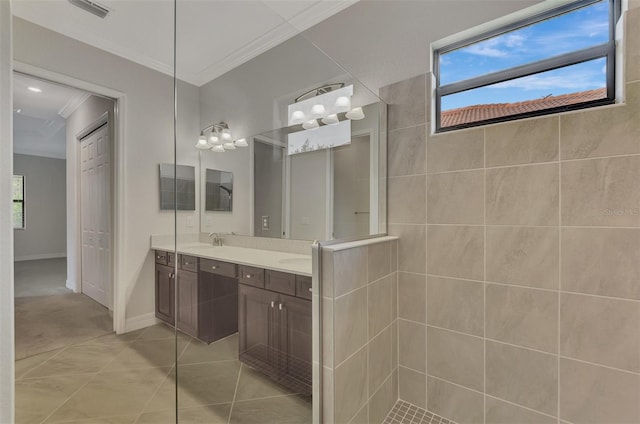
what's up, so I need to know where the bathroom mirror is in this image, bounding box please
[159,163,195,211]
[197,33,386,242]
[205,169,233,212]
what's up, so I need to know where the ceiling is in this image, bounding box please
[11,0,358,87]
[13,73,90,159]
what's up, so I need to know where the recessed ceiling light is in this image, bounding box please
[14,108,21,113]
[28,87,42,93]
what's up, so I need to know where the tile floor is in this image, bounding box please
[383,400,455,424]
[15,324,312,424]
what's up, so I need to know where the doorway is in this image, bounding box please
[12,72,116,359]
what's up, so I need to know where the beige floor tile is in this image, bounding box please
[178,333,238,364]
[45,367,171,423]
[16,374,93,424]
[144,361,241,412]
[234,364,294,401]
[136,323,180,340]
[15,348,63,380]
[229,395,312,424]
[24,343,125,378]
[137,404,231,424]
[102,338,188,372]
[52,415,139,424]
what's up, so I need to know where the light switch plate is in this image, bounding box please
[262,215,270,230]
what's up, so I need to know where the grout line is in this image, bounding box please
[226,362,243,424]
[424,116,430,413]
[484,393,559,421]
[558,116,562,424]
[483,127,487,424]
[425,273,640,304]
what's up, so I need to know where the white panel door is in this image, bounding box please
[80,123,110,308]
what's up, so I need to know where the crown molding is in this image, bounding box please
[14,0,358,88]
[58,92,91,119]
[192,0,359,86]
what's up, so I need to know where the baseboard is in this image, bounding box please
[124,312,159,334]
[14,253,67,262]
[65,279,79,292]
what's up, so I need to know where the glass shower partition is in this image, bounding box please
[174,2,387,422]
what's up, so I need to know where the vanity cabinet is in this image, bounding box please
[154,251,238,343]
[239,270,312,396]
[155,264,175,324]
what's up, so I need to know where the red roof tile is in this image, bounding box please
[441,88,607,128]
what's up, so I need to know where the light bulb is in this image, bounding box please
[195,135,209,149]
[223,142,236,150]
[302,119,319,130]
[222,128,232,141]
[334,96,350,112]
[208,132,220,145]
[311,104,326,117]
[234,138,248,147]
[290,110,305,125]
[211,145,225,153]
[321,114,339,125]
[345,106,365,120]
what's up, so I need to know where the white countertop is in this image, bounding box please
[151,242,313,276]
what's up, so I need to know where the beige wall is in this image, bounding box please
[13,154,66,261]
[381,6,640,424]
[321,238,398,424]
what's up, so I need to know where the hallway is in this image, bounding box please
[14,258,113,360]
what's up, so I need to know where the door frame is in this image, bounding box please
[14,61,127,333]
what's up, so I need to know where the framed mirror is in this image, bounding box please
[159,163,196,211]
[205,169,233,212]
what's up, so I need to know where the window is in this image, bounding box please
[13,175,25,229]
[434,0,620,132]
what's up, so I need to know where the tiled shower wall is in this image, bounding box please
[380,5,640,424]
[321,238,399,423]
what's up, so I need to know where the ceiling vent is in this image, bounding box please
[68,0,110,18]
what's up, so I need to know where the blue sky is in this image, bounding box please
[441,0,610,110]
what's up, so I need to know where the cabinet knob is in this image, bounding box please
[308,287,312,292]
[246,274,252,279]
[270,301,275,308]
[184,261,191,265]
[211,266,217,270]
[279,303,283,311]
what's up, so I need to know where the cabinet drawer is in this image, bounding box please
[239,265,265,288]
[295,275,312,300]
[168,252,176,267]
[180,254,198,272]
[200,258,237,278]
[265,270,295,296]
[155,250,168,265]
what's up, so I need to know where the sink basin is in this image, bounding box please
[278,257,312,266]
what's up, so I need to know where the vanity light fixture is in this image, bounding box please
[287,83,364,127]
[302,119,320,130]
[345,106,365,120]
[321,114,339,125]
[196,121,247,152]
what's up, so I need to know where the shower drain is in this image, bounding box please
[383,400,456,424]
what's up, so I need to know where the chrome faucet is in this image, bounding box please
[208,232,224,246]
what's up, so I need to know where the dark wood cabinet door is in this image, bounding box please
[155,264,174,325]
[238,283,279,379]
[278,293,312,396]
[176,270,198,337]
